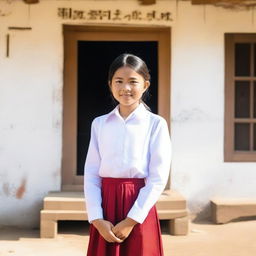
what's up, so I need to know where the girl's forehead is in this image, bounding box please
[113,66,142,79]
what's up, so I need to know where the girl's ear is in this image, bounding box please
[108,80,112,89]
[144,80,150,90]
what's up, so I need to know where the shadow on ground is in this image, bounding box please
[0,226,40,241]
[0,220,171,241]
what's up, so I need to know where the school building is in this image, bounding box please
[0,0,256,235]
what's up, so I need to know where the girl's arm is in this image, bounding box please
[84,117,104,223]
[84,118,123,243]
[126,117,172,224]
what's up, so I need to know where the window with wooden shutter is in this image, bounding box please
[225,34,256,162]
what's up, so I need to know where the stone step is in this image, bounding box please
[40,208,188,221]
[41,210,88,221]
[211,198,256,224]
[158,209,188,219]
[40,208,189,238]
[43,191,85,211]
[40,190,189,238]
[43,190,186,211]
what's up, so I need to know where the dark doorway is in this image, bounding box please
[77,41,158,175]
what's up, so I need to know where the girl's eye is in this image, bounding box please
[114,80,138,85]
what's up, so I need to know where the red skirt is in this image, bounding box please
[86,177,164,256]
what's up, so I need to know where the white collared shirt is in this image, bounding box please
[84,102,172,224]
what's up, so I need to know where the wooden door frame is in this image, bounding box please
[62,23,171,191]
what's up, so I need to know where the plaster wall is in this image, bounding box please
[0,0,255,227]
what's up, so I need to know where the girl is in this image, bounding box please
[84,53,172,256]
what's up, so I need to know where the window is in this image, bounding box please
[225,34,256,162]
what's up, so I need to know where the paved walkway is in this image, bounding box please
[0,219,256,256]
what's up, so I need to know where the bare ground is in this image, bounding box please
[0,218,256,256]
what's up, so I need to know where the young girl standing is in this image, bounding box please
[84,53,172,256]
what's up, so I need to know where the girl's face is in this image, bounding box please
[109,66,150,108]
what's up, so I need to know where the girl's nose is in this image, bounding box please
[122,83,131,90]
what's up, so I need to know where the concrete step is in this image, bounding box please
[43,193,86,211]
[40,208,189,238]
[40,190,189,238]
[158,190,187,210]
[43,190,186,211]
[211,198,256,224]
[158,209,188,219]
[40,209,188,221]
[41,210,88,221]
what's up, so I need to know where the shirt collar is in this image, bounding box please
[106,102,148,122]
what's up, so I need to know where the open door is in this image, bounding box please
[62,24,171,191]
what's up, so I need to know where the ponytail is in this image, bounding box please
[140,99,151,112]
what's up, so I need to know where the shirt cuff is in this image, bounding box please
[126,203,150,224]
[86,206,104,224]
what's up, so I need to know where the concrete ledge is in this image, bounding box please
[40,209,189,238]
[41,210,88,221]
[158,209,188,219]
[211,198,256,224]
[43,190,186,211]
[41,209,187,221]
[40,220,57,239]
[40,190,189,238]
[170,216,190,235]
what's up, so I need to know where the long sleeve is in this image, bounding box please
[83,117,103,223]
[127,117,172,224]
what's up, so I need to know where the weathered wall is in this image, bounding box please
[171,3,256,220]
[0,0,255,227]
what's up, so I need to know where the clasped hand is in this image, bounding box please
[92,218,138,243]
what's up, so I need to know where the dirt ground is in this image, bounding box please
[0,218,256,256]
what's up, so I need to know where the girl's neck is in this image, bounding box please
[118,102,140,119]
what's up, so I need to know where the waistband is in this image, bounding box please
[101,177,145,185]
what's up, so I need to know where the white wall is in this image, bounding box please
[0,0,255,227]
[171,2,256,219]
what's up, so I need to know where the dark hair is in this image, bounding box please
[107,53,151,111]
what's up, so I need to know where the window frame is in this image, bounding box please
[224,33,256,162]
